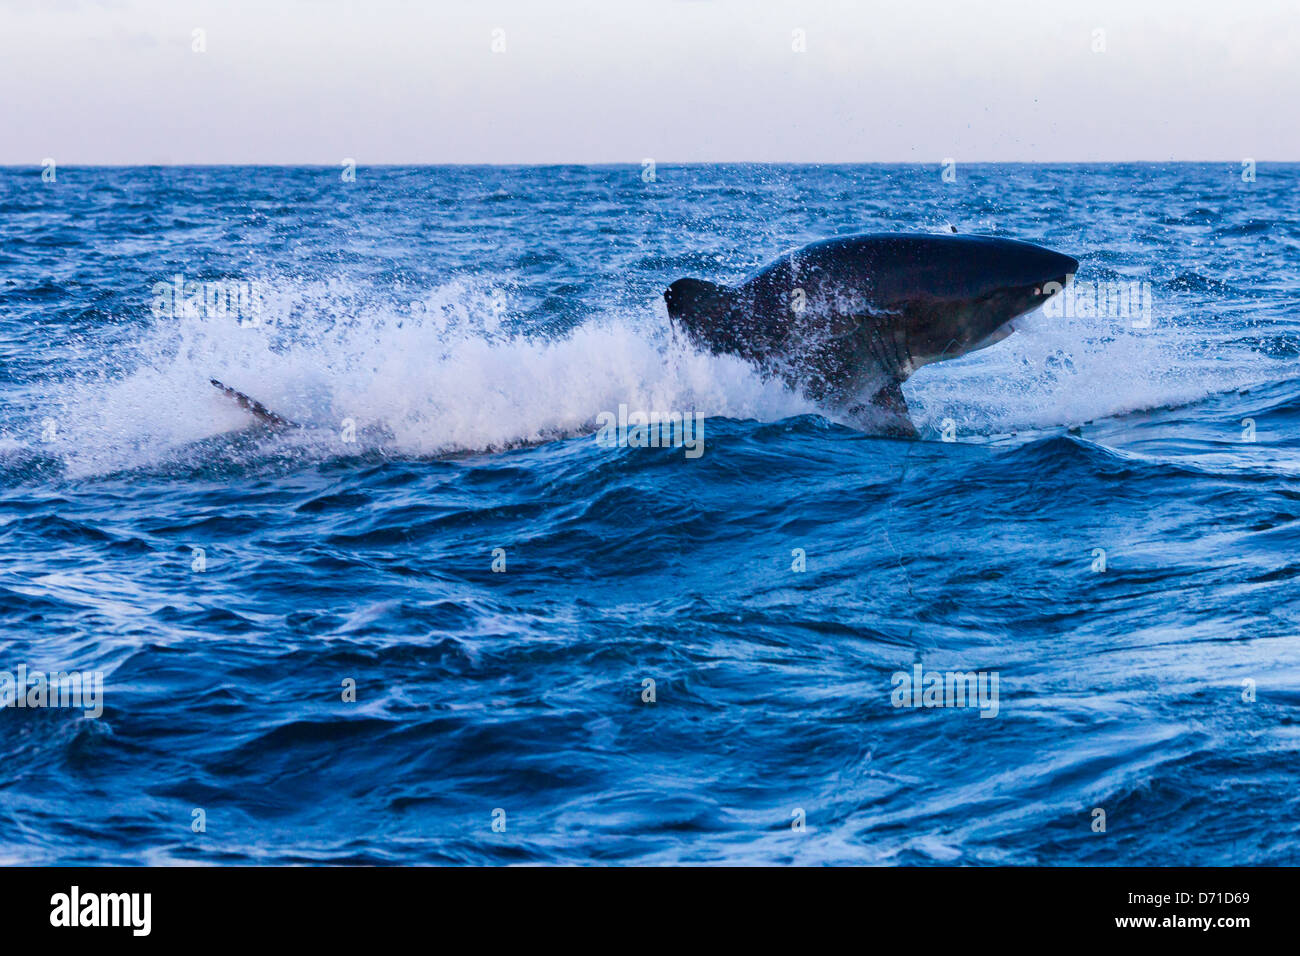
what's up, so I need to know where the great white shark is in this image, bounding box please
[211,232,1077,442]
[664,232,1078,437]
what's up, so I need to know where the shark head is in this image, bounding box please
[893,235,1078,366]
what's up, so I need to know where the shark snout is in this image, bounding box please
[962,237,1078,302]
[1017,245,1076,290]
[1034,254,1076,303]
[1047,250,1078,283]
[1023,249,1078,303]
[1044,250,1078,288]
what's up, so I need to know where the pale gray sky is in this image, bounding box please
[1,0,1295,164]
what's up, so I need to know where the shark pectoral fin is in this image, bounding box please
[840,382,918,438]
[210,379,299,429]
[869,381,910,416]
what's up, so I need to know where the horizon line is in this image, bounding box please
[1,160,1292,169]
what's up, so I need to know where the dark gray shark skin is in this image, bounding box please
[664,233,1078,437]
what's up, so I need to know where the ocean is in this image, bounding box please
[1,163,1298,864]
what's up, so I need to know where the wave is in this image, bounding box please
[18,270,1294,480]
[37,275,814,478]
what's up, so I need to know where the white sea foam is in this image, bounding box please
[36,274,1290,476]
[45,276,815,477]
[906,305,1289,438]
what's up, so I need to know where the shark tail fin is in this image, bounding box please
[210,379,299,429]
[840,382,919,439]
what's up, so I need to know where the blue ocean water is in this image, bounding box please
[1,163,1298,865]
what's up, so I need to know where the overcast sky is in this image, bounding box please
[1,0,1295,164]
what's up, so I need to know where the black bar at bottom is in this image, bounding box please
[0,866,1275,941]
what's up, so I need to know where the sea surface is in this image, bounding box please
[1,163,1298,865]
